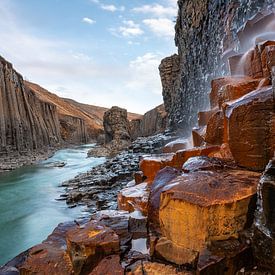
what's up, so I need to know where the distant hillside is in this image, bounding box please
[25,81,142,140]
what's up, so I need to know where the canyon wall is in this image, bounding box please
[0,56,61,155]
[162,0,275,133]
[130,104,167,140]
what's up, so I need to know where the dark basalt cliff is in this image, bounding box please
[162,0,274,132]
[0,56,61,155]
[130,104,167,140]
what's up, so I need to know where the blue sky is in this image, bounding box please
[0,0,177,114]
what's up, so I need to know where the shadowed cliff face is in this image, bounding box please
[161,0,275,133]
[0,56,62,154]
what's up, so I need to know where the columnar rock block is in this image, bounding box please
[198,109,218,126]
[226,86,275,171]
[159,170,259,253]
[117,182,150,214]
[139,153,175,182]
[205,110,224,145]
[192,126,206,147]
[66,221,120,274]
[140,146,220,181]
[148,167,181,234]
[210,76,262,109]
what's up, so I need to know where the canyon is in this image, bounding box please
[1,0,275,274]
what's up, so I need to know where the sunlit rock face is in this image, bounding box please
[0,56,61,154]
[253,158,275,272]
[226,86,275,171]
[159,170,259,256]
[66,221,120,275]
[162,0,274,133]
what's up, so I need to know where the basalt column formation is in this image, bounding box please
[0,56,61,155]
[160,0,275,133]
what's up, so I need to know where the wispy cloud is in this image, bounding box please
[132,3,177,17]
[90,0,125,13]
[82,17,96,24]
[125,52,163,95]
[143,18,175,37]
[110,20,144,37]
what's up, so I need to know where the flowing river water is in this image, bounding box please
[0,144,105,265]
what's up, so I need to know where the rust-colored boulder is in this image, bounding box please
[155,237,198,266]
[159,170,259,254]
[210,76,253,109]
[205,110,224,145]
[210,75,264,110]
[198,109,218,126]
[192,126,206,147]
[226,86,275,171]
[148,167,181,234]
[140,146,220,182]
[139,153,175,182]
[66,220,120,275]
[19,222,75,275]
[173,146,220,169]
[117,182,149,214]
[208,143,234,160]
[127,261,192,274]
[163,138,189,153]
[89,255,124,275]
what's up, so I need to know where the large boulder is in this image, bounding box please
[66,221,120,274]
[226,86,275,171]
[159,170,259,257]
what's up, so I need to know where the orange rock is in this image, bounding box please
[148,167,181,234]
[217,78,262,108]
[226,86,275,171]
[66,220,120,275]
[205,110,224,145]
[192,126,206,147]
[127,261,192,274]
[139,153,175,182]
[159,170,259,253]
[162,138,189,153]
[155,237,199,266]
[19,222,75,275]
[198,108,218,126]
[208,143,233,160]
[117,182,150,214]
[173,146,220,169]
[89,255,124,275]
[262,46,275,78]
[210,76,252,109]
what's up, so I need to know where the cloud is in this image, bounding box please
[132,3,177,17]
[143,18,175,37]
[90,0,125,12]
[110,20,143,37]
[125,53,162,95]
[82,17,96,24]
[101,4,125,12]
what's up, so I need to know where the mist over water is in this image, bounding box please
[0,145,105,265]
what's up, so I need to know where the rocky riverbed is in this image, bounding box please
[60,133,176,213]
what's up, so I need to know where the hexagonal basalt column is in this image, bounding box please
[159,170,260,254]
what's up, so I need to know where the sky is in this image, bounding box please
[0,0,178,114]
